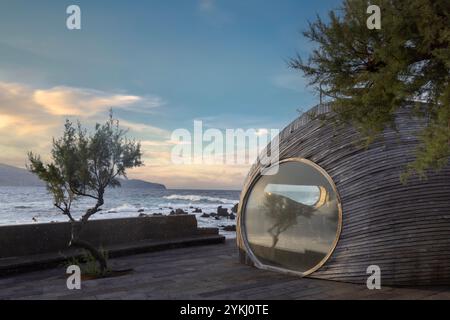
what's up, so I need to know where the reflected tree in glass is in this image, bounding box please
[263,192,314,250]
[244,161,341,274]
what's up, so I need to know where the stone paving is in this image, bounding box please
[0,240,449,300]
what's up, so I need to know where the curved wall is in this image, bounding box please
[237,104,450,286]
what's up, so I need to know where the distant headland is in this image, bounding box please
[0,163,166,190]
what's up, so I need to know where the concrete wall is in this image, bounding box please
[0,215,205,258]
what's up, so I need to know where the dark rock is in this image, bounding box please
[200,213,210,218]
[215,216,221,220]
[222,225,236,232]
[138,213,148,217]
[210,213,217,217]
[231,203,239,213]
[217,206,229,217]
[137,209,145,213]
[153,213,163,216]
[229,213,236,220]
[193,208,202,213]
[170,208,188,215]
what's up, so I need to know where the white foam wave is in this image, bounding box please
[106,204,142,213]
[163,194,237,204]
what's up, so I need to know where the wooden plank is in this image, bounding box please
[237,103,450,286]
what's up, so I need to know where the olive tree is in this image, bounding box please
[28,113,143,274]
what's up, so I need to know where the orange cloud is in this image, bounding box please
[33,86,162,117]
[0,81,168,168]
[0,80,248,189]
[128,163,248,190]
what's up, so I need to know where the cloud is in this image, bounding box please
[119,120,171,138]
[0,81,169,167]
[197,0,233,25]
[128,163,248,190]
[0,80,249,189]
[0,82,60,146]
[33,86,164,117]
[199,0,215,12]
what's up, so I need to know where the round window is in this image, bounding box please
[242,159,342,275]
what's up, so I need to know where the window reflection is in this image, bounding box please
[243,160,340,274]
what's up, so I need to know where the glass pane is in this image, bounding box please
[243,160,340,274]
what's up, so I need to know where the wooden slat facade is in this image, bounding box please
[237,104,450,286]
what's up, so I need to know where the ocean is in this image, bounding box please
[0,186,241,237]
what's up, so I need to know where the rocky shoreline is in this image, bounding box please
[135,203,239,233]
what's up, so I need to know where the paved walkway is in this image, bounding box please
[1,240,449,300]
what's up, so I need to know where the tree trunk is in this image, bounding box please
[68,222,108,275]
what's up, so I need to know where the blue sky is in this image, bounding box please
[0,0,342,189]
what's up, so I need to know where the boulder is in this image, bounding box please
[222,225,236,232]
[200,213,211,218]
[217,206,229,217]
[170,208,188,215]
[231,203,239,213]
[138,213,148,217]
[229,213,236,220]
[138,209,145,213]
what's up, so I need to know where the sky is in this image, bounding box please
[0,0,341,190]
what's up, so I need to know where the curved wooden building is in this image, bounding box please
[237,104,450,286]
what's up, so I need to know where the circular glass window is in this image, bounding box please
[242,159,341,275]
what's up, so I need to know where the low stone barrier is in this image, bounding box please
[0,215,218,258]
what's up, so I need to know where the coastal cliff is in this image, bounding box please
[0,163,166,190]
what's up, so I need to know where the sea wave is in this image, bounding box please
[163,194,237,204]
[14,206,33,209]
[106,204,143,213]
